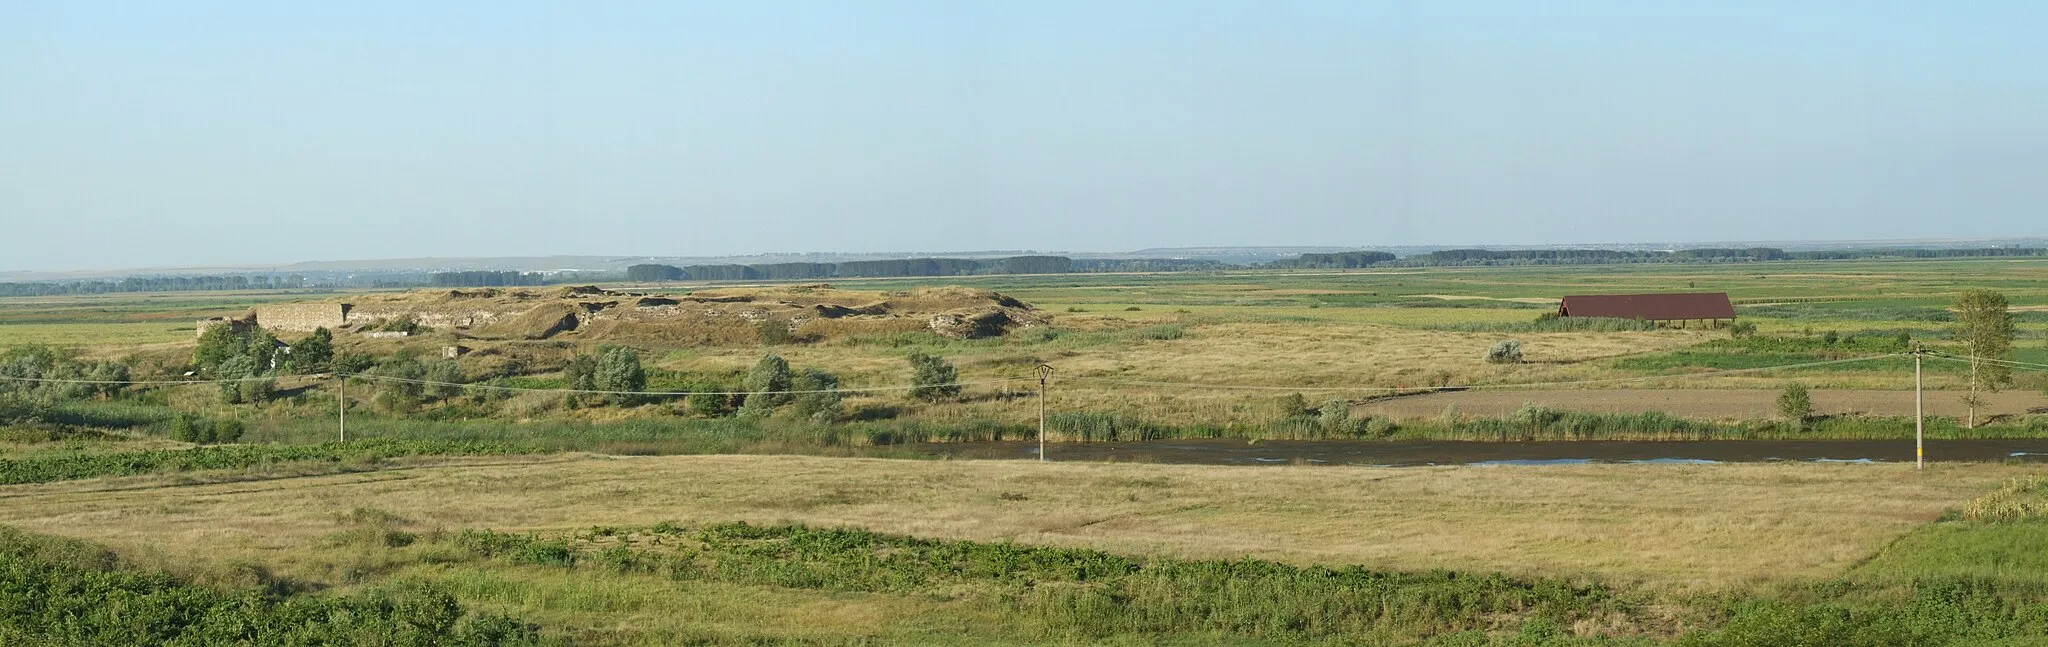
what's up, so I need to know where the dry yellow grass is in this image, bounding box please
[656,321,1717,426]
[0,455,2026,594]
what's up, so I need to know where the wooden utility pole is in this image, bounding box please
[1035,364,1054,462]
[338,375,348,443]
[1914,346,1923,470]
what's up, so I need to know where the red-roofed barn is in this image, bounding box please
[1557,293,1735,328]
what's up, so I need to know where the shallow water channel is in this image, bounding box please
[903,439,2048,466]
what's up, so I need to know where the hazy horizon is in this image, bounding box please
[6,2,2046,272]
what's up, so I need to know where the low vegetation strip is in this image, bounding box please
[452,522,1637,642]
[0,438,545,486]
[0,525,546,646]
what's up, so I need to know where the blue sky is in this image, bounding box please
[3,2,2044,271]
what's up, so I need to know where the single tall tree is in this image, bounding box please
[1954,289,2015,428]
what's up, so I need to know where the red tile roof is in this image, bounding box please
[1558,293,1735,320]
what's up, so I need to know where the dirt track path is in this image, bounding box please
[1360,389,2048,420]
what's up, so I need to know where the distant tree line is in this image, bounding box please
[1405,247,2046,266]
[428,271,550,287]
[625,255,1091,282]
[1262,247,2048,269]
[0,274,308,297]
[1268,252,1398,269]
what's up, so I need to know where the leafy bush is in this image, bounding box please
[290,327,334,371]
[169,415,243,444]
[740,354,793,416]
[906,352,961,402]
[685,384,736,418]
[1778,383,1813,428]
[1485,339,1524,364]
[789,369,843,422]
[592,347,645,402]
[0,526,543,645]
[1728,321,1758,338]
[757,318,793,345]
[374,358,428,410]
[426,360,466,400]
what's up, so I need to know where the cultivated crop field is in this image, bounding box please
[3,258,2048,645]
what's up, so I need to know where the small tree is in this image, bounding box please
[790,369,843,422]
[740,354,794,416]
[592,347,646,403]
[171,415,204,443]
[906,352,960,402]
[215,355,259,404]
[245,329,281,372]
[209,419,245,444]
[293,328,335,372]
[1485,339,1524,364]
[375,358,427,411]
[563,354,599,392]
[757,318,793,346]
[1777,383,1813,430]
[85,361,129,400]
[686,385,736,417]
[425,360,466,400]
[333,351,374,375]
[1317,399,1354,436]
[238,374,276,405]
[194,323,248,371]
[1955,290,2015,428]
[1278,393,1311,419]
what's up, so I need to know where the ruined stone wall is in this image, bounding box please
[253,304,351,332]
[346,306,508,330]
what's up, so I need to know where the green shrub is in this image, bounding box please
[907,352,961,402]
[0,526,542,645]
[686,385,736,418]
[1486,339,1524,364]
[592,347,646,402]
[740,354,793,415]
[790,369,843,422]
[1778,383,1813,429]
[758,318,794,345]
[425,359,466,400]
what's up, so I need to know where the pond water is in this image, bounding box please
[901,439,2048,467]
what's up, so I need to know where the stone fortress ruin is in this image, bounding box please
[194,286,1045,344]
[197,304,352,337]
